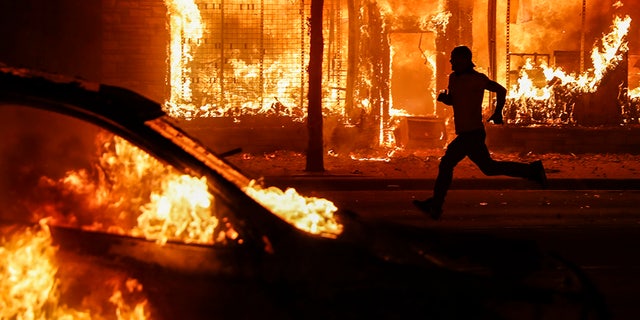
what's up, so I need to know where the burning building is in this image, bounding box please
[159,0,640,151]
[1,0,639,152]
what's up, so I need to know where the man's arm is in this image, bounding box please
[437,76,454,106]
[486,80,506,124]
[437,89,453,105]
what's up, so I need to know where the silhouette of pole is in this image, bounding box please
[306,0,325,172]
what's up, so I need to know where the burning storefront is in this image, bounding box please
[160,0,452,153]
[3,0,637,155]
[157,0,640,155]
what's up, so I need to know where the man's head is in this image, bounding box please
[450,45,475,73]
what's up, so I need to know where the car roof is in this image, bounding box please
[0,65,165,125]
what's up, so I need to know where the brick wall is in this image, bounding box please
[0,1,168,103]
[0,1,101,80]
[102,0,168,103]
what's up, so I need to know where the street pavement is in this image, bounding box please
[229,151,640,191]
[264,176,640,191]
[229,152,640,318]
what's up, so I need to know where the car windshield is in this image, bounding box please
[0,104,245,246]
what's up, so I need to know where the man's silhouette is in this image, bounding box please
[413,45,547,220]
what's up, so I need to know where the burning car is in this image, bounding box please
[0,66,607,319]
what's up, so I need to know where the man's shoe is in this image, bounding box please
[530,160,547,188]
[412,198,443,220]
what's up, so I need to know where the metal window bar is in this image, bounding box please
[183,0,345,118]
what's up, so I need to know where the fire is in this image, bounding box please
[349,148,397,162]
[162,0,321,120]
[164,0,204,119]
[420,2,451,34]
[39,129,340,241]
[137,175,217,245]
[1,221,63,319]
[41,134,225,246]
[245,180,343,238]
[589,15,631,89]
[108,278,151,320]
[0,220,150,319]
[505,15,632,124]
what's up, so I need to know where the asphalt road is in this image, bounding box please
[309,189,640,319]
[310,189,640,228]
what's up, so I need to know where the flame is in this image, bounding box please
[420,7,451,34]
[0,220,150,319]
[109,278,151,320]
[0,220,65,319]
[162,0,322,120]
[506,15,632,124]
[164,0,204,117]
[245,180,343,238]
[41,134,226,246]
[137,175,217,245]
[349,148,397,162]
[588,15,631,89]
[40,130,339,241]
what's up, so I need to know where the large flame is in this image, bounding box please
[162,0,318,120]
[0,220,150,319]
[39,130,341,241]
[137,175,217,245]
[164,0,204,117]
[40,134,225,246]
[505,15,632,124]
[146,119,344,238]
[245,180,343,238]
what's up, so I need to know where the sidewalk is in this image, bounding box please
[226,149,640,190]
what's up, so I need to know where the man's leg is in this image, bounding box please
[414,137,466,219]
[467,132,546,185]
[432,136,467,208]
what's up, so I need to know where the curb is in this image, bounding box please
[263,177,640,191]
